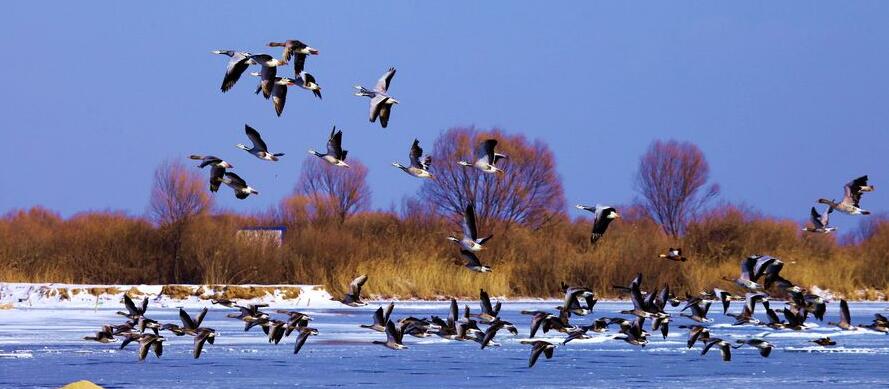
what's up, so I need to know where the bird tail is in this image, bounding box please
[313,89,322,100]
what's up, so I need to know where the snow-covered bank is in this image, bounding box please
[0,282,338,309]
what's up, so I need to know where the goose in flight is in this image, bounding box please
[810,337,836,346]
[189,155,233,169]
[818,175,874,215]
[237,125,284,161]
[221,172,259,199]
[475,289,501,323]
[267,40,319,75]
[192,328,216,359]
[361,303,395,332]
[393,139,432,178]
[682,325,710,349]
[680,301,712,323]
[460,249,491,273]
[250,72,321,116]
[735,338,773,357]
[722,255,776,291]
[557,285,597,316]
[137,334,165,361]
[178,307,209,336]
[373,320,407,350]
[117,295,149,321]
[293,327,319,356]
[701,338,738,361]
[458,139,507,174]
[83,325,115,343]
[575,204,620,244]
[355,67,399,128]
[659,248,687,262]
[480,319,518,349]
[332,274,368,307]
[520,340,555,368]
[615,317,649,347]
[521,311,557,338]
[448,204,493,251]
[309,126,349,167]
[248,54,288,99]
[212,50,252,92]
[803,206,837,233]
[828,299,857,330]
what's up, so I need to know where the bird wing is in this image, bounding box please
[371,307,385,325]
[179,308,196,330]
[369,95,385,123]
[245,125,268,152]
[463,204,479,240]
[193,332,208,359]
[592,207,616,235]
[385,320,400,344]
[740,257,757,281]
[479,289,494,315]
[292,53,307,75]
[271,83,288,117]
[461,249,483,267]
[293,330,310,355]
[810,207,824,228]
[259,65,277,98]
[839,299,851,326]
[327,128,344,158]
[448,299,458,327]
[528,343,545,367]
[378,103,391,128]
[138,339,151,361]
[481,139,498,165]
[480,325,499,349]
[195,307,208,327]
[374,67,396,93]
[124,295,138,315]
[409,139,424,169]
[384,302,395,322]
[222,54,251,92]
[349,275,368,299]
[224,172,247,188]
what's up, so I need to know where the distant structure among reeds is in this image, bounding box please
[237,226,287,247]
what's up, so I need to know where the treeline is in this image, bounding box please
[2,202,888,299]
[2,127,888,299]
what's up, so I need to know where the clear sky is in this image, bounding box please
[1,2,886,233]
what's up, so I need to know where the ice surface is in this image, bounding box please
[1,299,888,388]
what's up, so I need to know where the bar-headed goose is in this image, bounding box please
[476,289,501,323]
[361,303,395,332]
[393,139,432,178]
[309,126,349,167]
[701,338,739,361]
[237,125,284,161]
[803,206,837,233]
[137,334,165,361]
[818,175,874,215]
[211,50,252,92]
[355,67,399,128]
[248,54,287,99]
[460,249,491,273]
[293,327,319,356]
[736,338,773,357]
[373,320,407,350]
[192,328,216,359]
[520,340,556,368]
[83,325,115,343]
[458,139,507,174]
[828,299,857,330]
[575,204,620,244]
[222,172,258,199]
[189,155,233,169]
[480,319,518,349]
[332,274,368,307]
[267,40,319,76]
[448,204,493,251]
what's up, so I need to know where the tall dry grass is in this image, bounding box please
[1,203,887,300]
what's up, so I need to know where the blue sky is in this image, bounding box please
[1,2,886,233]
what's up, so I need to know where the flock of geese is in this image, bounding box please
[86,37,885,368]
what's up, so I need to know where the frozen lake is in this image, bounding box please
[1,301,888,388]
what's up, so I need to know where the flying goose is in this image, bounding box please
[622,278,668,319]
[267,40,319,75]
[118,331,143,350]
[332,274,368,307]
[818,175,874,215]
[682,325,710,349]
[83,325,115,343]
[701,338,738,361]
[659,248,687,262]
[722,255,776,291]
[480,319,518,349]
[476,289,501,323]
[458,139,507,174]
[178,307,209,336]
[250,72,321,115]
[189,155,233,169]
[448,204,493,252]
[248,54,287,99]
[736,338,773,357]
[160,323,185,336]
[309,126,349,167]
[520,340,555,368]
[712,288,738,315]
[222,172,259,199]
[459,249,491,273]
[392,139,433,178]
[193,328,216,359]
[557,286,597,316]
[521,311,557,338]
[361,303,395,332]
[615,317,649,347]
[680,301,712,323]
[293,327,319,355]
[562,319,609,344]
[138,317,161,335]
[373,320,407,350]
[227,303,270,322]
[780,307,808,331]
[211,50,253,92]
[803,206,836,233]
[137,334,165,361]
[117,295,149,320]
[276,310,314,336]
[355,67,399,128]
[575,204,620,244]
[236,125,284,161]
[828,299,857,330]
[764,307,788,330]
[398,317,440,338]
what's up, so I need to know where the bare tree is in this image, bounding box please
[148,159,212,282]
[419,127,565,230]
[296,157,371,222]
[635,140,719,238]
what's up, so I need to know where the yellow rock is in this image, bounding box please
[60,380,104,389]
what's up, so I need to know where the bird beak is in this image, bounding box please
[610,212,621,219]
[309,48,319,55]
